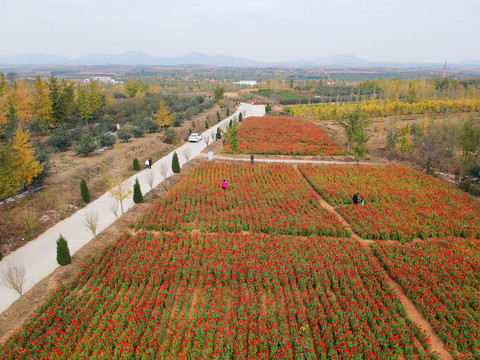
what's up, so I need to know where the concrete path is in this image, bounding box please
[0,103,265,314]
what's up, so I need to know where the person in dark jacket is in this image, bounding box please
[352,192,359,204]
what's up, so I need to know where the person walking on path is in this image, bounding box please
[222,180,228,192]
[250,154,254,165]
[145,159,150,170]
[149,158,153,169]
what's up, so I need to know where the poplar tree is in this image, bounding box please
[12,125,43,195]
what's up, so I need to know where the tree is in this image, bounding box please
[116,126,132,142]
[48,74,75,124]
[124,80,148,98]
[213,87,224,103]
[337,109,372,151]
[413,121,454,175]
[80,178,90,203]
[164,128,178,144]
[73,132,97,156]
[265,103,272,113]
[133,158,140,170]
[12,79,33,124]
[0,140,22,209]
[31,75,53,124]
[56,234,71,266]
[49,125,72,151]
[238,113,243,122]
[133,178,144,203]
[152,99,176,130]
[458,117,480,183]
[226,119,240,153]
[172,151,180,173]
[12,125,43,195]
[106,146,132,218]
[77,80,104,125]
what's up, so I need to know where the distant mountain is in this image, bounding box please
[0,51,479,68]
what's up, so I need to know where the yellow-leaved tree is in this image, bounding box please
[12,126,43,195]
[13,79,33,124]
[31,75,53,123]
[77,79,104,125]
[152,99,176,131]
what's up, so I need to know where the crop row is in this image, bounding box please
[289,98,480,120]
[372,238,480,359]
[225,116,346,156]
[134,162,349,237]
[1,232,438,359]
[299,164,480,240]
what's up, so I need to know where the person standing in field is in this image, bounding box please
[352,192,359,204]
[223,138,226,147]
[222,180,228,191]
[250,154,254,165]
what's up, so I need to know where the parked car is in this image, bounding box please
[188,133,202,142]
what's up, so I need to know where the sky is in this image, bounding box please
[1,0,479,63]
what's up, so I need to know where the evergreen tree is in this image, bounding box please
[0,141,22,209]
[12,125,43,195]
[133,158,140,170]
[80,178,90,203]
[73,132,97,156]
[56,234,71,266]
[172,151,180,173]
[217,111,221,122]
[226,119,240,153]
[238,113,243,122]
[133,178,144,203]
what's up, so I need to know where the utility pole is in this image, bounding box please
[442,60,447,79]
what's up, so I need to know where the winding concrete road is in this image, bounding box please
[0,103,265,314]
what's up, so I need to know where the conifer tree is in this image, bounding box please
[0,141,22,209]
[80,178,90,203]
[133,158,140,170]
[12,125,43,195]
[31,75,53,123]
[133,178,144,203]
[56,234,71,266]
[172,151,180,173]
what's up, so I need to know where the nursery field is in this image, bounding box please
[0,232,437,359]
[134,162,349,237]
[372,238,480,359]
[226,116,346,156]
[299,164,480,241]
[2,161,480,360]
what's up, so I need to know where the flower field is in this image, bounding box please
[133,162,349,237]
[299,164,480,240]
[372,238,480,359]
[225,116,346,156]
[1,231,438,359]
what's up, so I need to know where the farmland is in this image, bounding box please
[0,231,437,359]
[299,164,480,241]
[373,238,480,359]
[225,116,346,156]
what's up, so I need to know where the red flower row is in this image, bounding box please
[299,164,480,241]
[373,238,480,359]
[1,232,437,359]
[224,116,346,156]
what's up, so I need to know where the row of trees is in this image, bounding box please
[0,126,43,207]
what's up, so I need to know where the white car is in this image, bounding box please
[188,133,202,142]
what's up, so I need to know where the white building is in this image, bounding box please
[84,76,117,85]
[234,80,257,86]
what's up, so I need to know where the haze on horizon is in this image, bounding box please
[2,0,479,64]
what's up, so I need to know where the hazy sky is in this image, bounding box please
[1,0,479,63]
